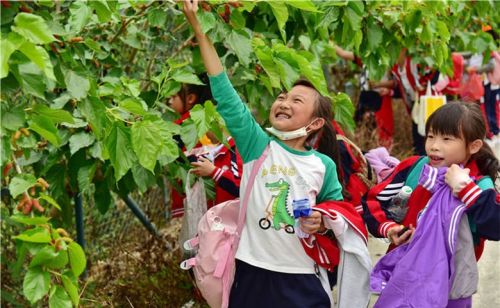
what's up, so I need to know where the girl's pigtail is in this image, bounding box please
[473,142,499,184]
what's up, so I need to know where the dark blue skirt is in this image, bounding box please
[229,259,331,308]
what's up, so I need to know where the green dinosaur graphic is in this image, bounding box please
[264,178,295,231]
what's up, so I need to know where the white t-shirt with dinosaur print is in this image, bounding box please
[209,72,343,274]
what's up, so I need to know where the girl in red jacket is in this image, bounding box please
[362,101,499,258]
[169,75,243,217]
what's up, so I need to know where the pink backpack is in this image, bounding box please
[180,146,269,308]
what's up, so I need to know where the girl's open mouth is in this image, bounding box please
[428,155,444,164]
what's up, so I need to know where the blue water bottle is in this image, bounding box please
[292,198,312,238]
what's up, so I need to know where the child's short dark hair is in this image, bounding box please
[425,101,499,182]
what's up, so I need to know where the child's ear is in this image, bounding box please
[468,139,483,155]
[185,93,198,109]
[309,118,325,131]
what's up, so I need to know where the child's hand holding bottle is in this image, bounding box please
[293,199,323,237]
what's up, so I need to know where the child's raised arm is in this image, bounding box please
[182,0,223,76]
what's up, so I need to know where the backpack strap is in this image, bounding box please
[237,145,270,235]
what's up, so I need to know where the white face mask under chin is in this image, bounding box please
[265,126,308,140]
[265,119,317,141]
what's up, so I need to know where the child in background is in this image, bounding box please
[182,1,371,307]
[391,48,440,155]
[190,133,242,208]
[334,45,395,150]
[168,74,243,217]
[362,102,499,307]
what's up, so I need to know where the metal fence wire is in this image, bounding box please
[83,185,171,260]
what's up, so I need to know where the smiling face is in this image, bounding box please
[425,131,469,168]
[269,85,318,132]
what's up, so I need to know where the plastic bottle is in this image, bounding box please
[292,198,312,238]
[387,186,413,223]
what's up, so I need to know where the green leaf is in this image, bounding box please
[119,97,148,116]
[121,77,141,97]
[1,105,25,131]
[30,246,69,269]
[344,6,362,31]
[347,0,364,15]
[64,70,90,99]
[366,23,383,50]
[77,162,96,193]
[61,274,79,307]
[15,62,47,99]
[189,104,212,139]
[69,132,95,155]
[83,38,102,53]
[12,13,56,44]
[333,92,355,132]
[180,120,198,151]
[226,30,252,66]
[197,10,217,33]
[33,104,74,124]
[23,267,50,304]
[286,0,320,12]
[275,58,299,91]
[49,285,72,308]
[94,178,112,214]
[29,115,61,147]
[298,35,311,50]
[1,137,11,166]
[36,0,55,7]
[67,241,86,277]
[18,42,56,80]
[160,80,181,98]
[52,92,72,109]
[105,123,136,181]
[435,20,450,41]
[1,32,25,79]
[39,193,62,210]
[90,0,112,23]
[421,22,432,43]
[229,9,246,29]
[10,214,50,225]
[15,227,52,243]
[291,52,328,96]
[268,2,288,41]
[131,164,157,193]
[79,97,108,140]
[147,8,166,28]
[131,120,162,172]
[253,39,280,88]
[68,1,92,33]
[9,174,37,198]
[404,9,422,32]
[171,69,204,85]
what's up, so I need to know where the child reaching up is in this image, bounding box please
[362,101,499,307]
[182,1,371,307]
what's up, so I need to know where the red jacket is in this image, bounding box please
[171,138,243,218]
[362,156,500,259]
[301,200,368,272]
